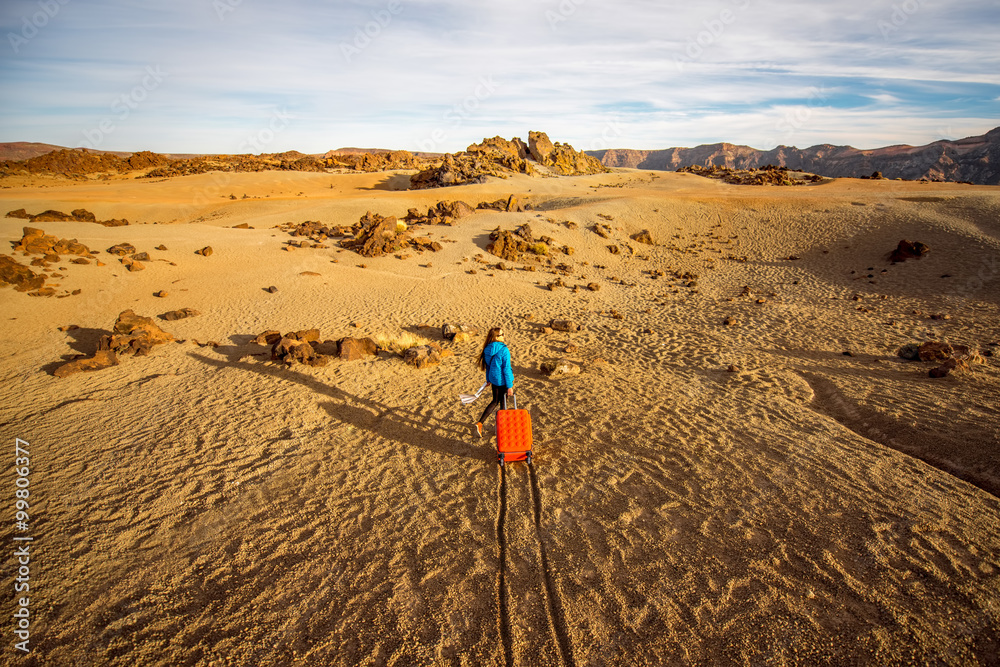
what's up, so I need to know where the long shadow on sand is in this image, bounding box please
[191,352,486,462]
[40,326,112,376]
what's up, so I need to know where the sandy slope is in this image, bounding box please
[1,169,999,666]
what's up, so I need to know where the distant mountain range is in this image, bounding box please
[587,126,1000,185]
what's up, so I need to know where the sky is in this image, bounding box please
[1,0,998,155]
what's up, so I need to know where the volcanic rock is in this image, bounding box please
[107,242,137,256]
[253,330,282,346]
[160,308,200,321]
[12,227,90,256]
[403,344,445,369]
[549,319,580,333]
[53,349,119,378]
[30,210,74,222]
[272,336,328,366]
[528,131,608,176]
[442,323,480,341]
[477,195,523,212]
[97,310,175,358]
[631,230,655,245]
[342,211,404,257]
[889,240,929,263]
[338,337,379,361]
[0,255,46,292]
[540,358,582,378]
[71,209,97,222]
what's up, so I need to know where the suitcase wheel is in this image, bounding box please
[526,451,532,465]
[498,452,505,467]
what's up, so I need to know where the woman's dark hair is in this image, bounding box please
[477,327,504,370]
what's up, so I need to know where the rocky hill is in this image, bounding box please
[589,126,1000,185]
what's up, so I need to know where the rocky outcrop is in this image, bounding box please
[342,212,405,257]
[324,149,423,172]
[897,340,982,378]
[486,224,535,262]
[104,310,175,356]
[0,148,170,178]
[677,164,823,186]
[12,227,92,256]
[403,200,477,225]
[54,310,176,377]
[588,126,1000,185]
[14,207,130,227]
[410,132,607,189]
[477,195,524,212]
[528,131,607,176]
[403,344,452,369]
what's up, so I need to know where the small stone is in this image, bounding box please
[154,290,168,298]
[266,286,278,293]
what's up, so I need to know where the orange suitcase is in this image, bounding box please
[496,394,532,466]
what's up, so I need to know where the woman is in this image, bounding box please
[475,327,514,438]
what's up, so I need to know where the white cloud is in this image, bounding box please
[1,0,998,152]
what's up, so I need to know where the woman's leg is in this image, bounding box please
[478,384,506,425]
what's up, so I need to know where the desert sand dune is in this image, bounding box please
[1,169,998,665]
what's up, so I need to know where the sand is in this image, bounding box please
[1,168,999,665]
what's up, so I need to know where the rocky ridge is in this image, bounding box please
[588,126,1000,185]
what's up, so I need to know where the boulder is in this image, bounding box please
[160,308,200,321]
[253,330,282,346]
[272,336,328,366]
[528,131,556,163]
[6,208,30,219]
[477,195,523,212]
[71,209,97,222]
[292,329,321,343]
[107,242,137,256]
[917,341,953,362]
[337,337,379,361]
[105,309,175,356]
[889,240,929,263]
[403,344,444,369]
[540,358,581,378]
[549,319,580,332]
[53,349,119,378]
[442,323,480,341]
[0,255,46,292]
[342,211,404,257]
[13,227,89,256]
[196,246,213,256]
[30,210,74,222]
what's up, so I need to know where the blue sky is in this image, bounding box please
[1,0,998,154]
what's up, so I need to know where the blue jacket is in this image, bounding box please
[483,341,514,388]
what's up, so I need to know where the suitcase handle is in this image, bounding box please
[503,392,516,411]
